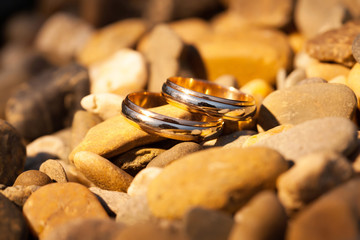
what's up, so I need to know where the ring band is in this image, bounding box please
[121,92,224,141]
[162,77,257,121]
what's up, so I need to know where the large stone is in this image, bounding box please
[42,218,125,240]
[305,21,360,67]
[196,27,291,85]
[13,170,52,187]
[253,117,358,161]
[35,12,93,65]
[77,19,146,66]
[229,191,287,240]
[23,182,109,239]
[73,151,133,192]
[0,193,28,240]
[277,151,353,213]
[147,147,288,219]
[69,104,192,161]
[286,178,360,240]
[6,63,90,141]
[147,142,202,168]
[0,119,26,186]
[113,147,165,176]
[258,83,357,131]
[89,48,147,95]
[80,93,124,120]
[139,24,206,92]
[227,0,293,28]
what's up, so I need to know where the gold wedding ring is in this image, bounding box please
[121,92,224,141]
[162,77,257,121]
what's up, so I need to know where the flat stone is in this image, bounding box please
[113,147,165,176]
[258,83,357,131]
[69,104,192,161]
[0,119,26,185]
[147,142,202,168]
[23,182,109,239]
[253,117,358,161]
[184,207,234,240]
[286,178,360,240]
[73,151,133,192]
[5,63,89,141]
[306,21,360,67]
[39,160,68,183]
[71,110,102,150]
[13,170,52,187]
[147,147,288,219]
[90,187,131,215]
[229,191,287,240]
[77,19,146,66]
[0,185,40,207]
[196,27,291,85]
[80,93,124,120]
[277,151,353,214]
[89,48,147,96]
[42,218,125,240]
[139,24,206,92]
[227,0,292,28]
[295,0,348,38]
[305,61,350,81]
[58,160,95,187]
[35,12,93,65]
[0,193,28,240]
[127,167,163,197]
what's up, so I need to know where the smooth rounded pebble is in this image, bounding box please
[80,93,124,120]
[89,187,131,214]
[13,170,52,187]
[0,119,26,185]
[23,182,109,238]
[74,151,133,192]
[147,147,288,219]
[39,159,68,183]
[127,167,163,197]
[277,151,353,214]
[258,83,357,131]
[147,142,203,168]
[253,117,358,161]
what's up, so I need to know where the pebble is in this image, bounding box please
[89,48,147,95]
[286,178,360,240]
[147,147,288,219]
[139,24,206,92]
[305,20,360,67]
[23,182,109,239]
[202,130,256,148]
[42,218,125,240]
[35,12,93,65]
[39,160,68,183]
[214,74,239,88]
[184,207,234,240]
[113,147,165,176]
[73,151,133,192]
[0,119,26,186]
[240,78,274,100]
[77,19,146,66]
[227,0,292,28]
[347,62,360,99]
[229,191,287,240]
[90,187,131,215]
[13,170,52,187]
[277,151,353,214]
[284,68,306,88]
[0,193,28,240]
[80,93,124,120]
[127,167,163,197]
[258,83,357,131]
[147,142,203,168]
[296,77,327,85]
[70,110,102,150]
[69,104,192,161]
[242,124,293,147]
[305,61,350,81]
[57,160,96,187]
[0,185,40,207]
[253,117,358,161]
[5,63,90,141]
[169,18,212,44]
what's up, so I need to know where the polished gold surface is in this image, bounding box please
[122,92,224,141]
[162,77,257,121]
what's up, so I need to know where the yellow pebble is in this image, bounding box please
[288,32,306,53]
[329,75,347,85]
[242,124,293,147]
[305,61,350,81]
[240,78,274,99]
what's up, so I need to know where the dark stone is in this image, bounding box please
[0,193,28,240]
[5,63,89,141]
[13,170,52,187]
[0,119,26,185]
